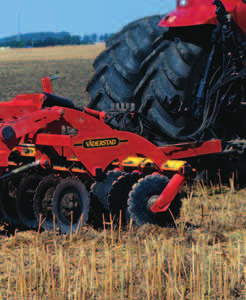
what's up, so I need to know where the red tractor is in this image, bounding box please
[86,0,246,148]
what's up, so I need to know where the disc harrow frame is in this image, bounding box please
[0,77,223,233]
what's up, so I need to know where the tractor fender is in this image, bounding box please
[159,0,246,31]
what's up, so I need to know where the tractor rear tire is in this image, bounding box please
[135,38,208,145]
[86,15,167,111]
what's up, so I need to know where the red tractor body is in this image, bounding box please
[160,0,246,32]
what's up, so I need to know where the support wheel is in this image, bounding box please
[33,175,61,231]
[128,173,182,226]
[16,174,43,228]
[52,177,89,234]
[108,171,143,225]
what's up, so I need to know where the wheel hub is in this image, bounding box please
[146,195,159,210]
[61,191,81,223]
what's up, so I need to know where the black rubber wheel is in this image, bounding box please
[16,174,43,228]
[108,171,143,225]
[135,37,209,145]
[89,170,124,213]
[86,15,167,111]
[52,177,89,234]
[33,174,61,231]
[0,177,21,224]
[87,191,108,229]
[128,173,182,226]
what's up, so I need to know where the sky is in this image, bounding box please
[0,0,175,38]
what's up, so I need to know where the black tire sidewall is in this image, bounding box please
[33,175,61,230]
[52,177,89,234]
[128,174,182,226]
[16,174,43,228]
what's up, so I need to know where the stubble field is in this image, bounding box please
[0,45,245,300]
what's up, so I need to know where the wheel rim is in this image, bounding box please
[52,177,89,234]
[146,195,159,210]
[33,175,61,230]
[58,187,82,225]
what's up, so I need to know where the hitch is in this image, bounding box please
[42,75,60,94]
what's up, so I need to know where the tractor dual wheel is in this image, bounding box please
[128,173,182,226]
[33,175,61,231]
[16,174,43,228]
[52,177,89,234]
[86,15,167,111]
[107,171,143,225]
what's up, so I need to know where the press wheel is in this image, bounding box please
[128,173,182,226]
[52,177,89,234]
[33,174,61,231]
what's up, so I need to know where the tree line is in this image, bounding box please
[0,32,113,48]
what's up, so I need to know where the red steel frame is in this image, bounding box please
[0,79,223,214]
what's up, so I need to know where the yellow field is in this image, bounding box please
[0,44,105,61]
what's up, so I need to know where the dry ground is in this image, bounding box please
[0,45,245,300]
[0,45,104,105]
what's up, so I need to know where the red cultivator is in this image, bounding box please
[0,77,224,234]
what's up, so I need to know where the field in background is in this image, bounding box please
[0,45,245,299]
[0,44,104,106]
